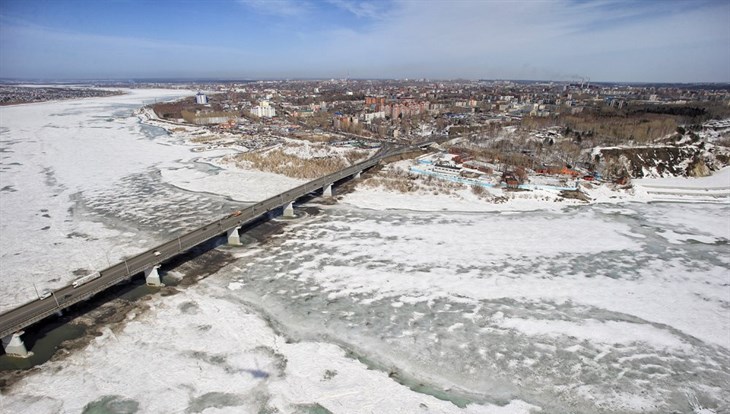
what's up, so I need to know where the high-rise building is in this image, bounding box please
[250,100,276,118]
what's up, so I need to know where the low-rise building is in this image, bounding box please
[433,163,461,175]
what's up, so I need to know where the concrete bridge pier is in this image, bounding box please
[354,171,362,179]
[144,265,163,287]
[227,227,242,245]
[2,331,31,358]
[323,183,333,198]
[283,201,295,218]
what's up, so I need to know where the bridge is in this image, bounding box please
[0,143,427,357]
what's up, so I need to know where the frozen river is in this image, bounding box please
[0,89,298,312]
[220,202,730,413]
[0,91,728,413]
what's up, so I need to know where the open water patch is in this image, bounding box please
[82,395,140,414]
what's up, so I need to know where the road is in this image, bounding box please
[0,143,422,339]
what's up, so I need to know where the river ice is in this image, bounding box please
[0,91,728,413]
[220,203,729,412]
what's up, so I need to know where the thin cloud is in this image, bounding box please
[0,18,255,79]
[326,0,388,19]
[313,0,730,81]
[0,18,242,55]
[0,1,727,81]
[238,0,311,16]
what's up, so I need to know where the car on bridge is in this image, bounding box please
[72,271,101,288]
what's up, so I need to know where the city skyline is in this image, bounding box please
[1,0,729,82]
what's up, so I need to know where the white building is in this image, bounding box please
[195,92,208,105]
[250,100,276,118]
[363,111,385,123]
[433,163,461,175]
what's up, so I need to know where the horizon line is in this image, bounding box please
[2,77,730,87]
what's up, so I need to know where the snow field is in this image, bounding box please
[0,283,539,414]
[160,164,305,203]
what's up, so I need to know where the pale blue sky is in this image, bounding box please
[0,0,728,82]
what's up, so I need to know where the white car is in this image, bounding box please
[39,290,52,300]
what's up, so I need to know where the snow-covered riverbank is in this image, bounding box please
[342,162,729,214]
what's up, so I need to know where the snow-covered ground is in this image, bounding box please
[1,92,728,413]
[632,167,730,202]
[345,185,577,212]
[346,159,729,214]
[0,278,538,414]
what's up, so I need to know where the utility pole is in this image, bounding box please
[32,282,40,300]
